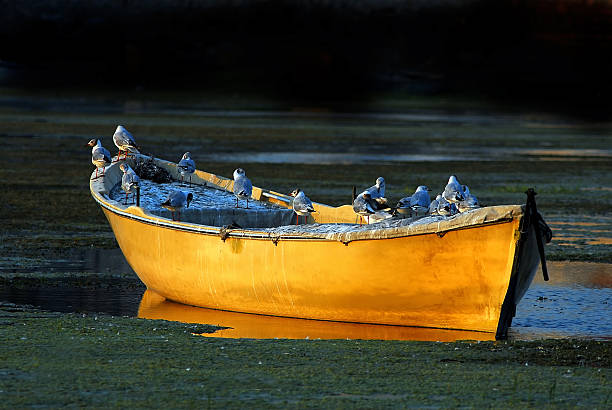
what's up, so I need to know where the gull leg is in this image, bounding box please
[246,199,249,209]
[235,197,239,208]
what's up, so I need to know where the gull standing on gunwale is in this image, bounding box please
[86,138,111,180]
[290,188,316,225]
[457,184,480,213]
[232,168,252,209]
[113,125,140,161]
[161,190,193,221]
[364,176,388,209]
[119,163,140,205]
[353,192,376,224]
[396,185,431,216]
[442,175,465,204]
[177,152,196,186]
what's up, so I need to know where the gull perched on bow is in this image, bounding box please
[353,192,377,224]
[113,125,140,161]
[119,163,140,205]
[86,138,111,180]
[232,168,253,209]
[442,175,465,204]
[177,152,196,186]
[457,184,480,213]
[290,188,316,225]
[161,190,193,221]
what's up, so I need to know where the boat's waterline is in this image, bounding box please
[138,290,496,342]
[91,154,543,337]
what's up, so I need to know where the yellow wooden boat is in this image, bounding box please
[89,154,550,339]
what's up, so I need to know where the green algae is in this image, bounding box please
[0,304,609,408]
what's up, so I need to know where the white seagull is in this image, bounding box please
[86,138,111,180]
[232,168,253,209]
[353,192,377,224]
[429,193,454,217]
[363,176,389,210]
[290,188,316,225]
[428,194,441,215]
[119,163,140,205]
[457,184,480,213]
[161,190,193,221]
[410,185,432,216]
[177,152,196,186]
[442,175,465,204]
[113,125,140,161]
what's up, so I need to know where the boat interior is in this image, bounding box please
[90,154,526,241]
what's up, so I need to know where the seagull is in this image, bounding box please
[365,176,385,198]
[353,192,376,224]
[457,184,480,213]
[429,193,453,216]
[119,163,140,205]
[410,185,432,216]
[442,175,465,204]
[290,188,316,225]
[428,194,441,215]
[177,152,196,186]
[363,177,389,210]
[396,195,412,210]
[86,138,111,180]
[232,168,253,209]
[113,125,140,161]
[161,190,193,221]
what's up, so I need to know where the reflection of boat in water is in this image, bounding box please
[138,290,494,341]
[90,154,550,339]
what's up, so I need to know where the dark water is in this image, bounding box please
[0,249,610,341]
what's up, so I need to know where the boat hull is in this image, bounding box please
[91,155,542,335]
[102,207,522,333]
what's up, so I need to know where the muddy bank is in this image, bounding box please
[0,303,609,407]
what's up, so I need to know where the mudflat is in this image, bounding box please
[0,88,610,407]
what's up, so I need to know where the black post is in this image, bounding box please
[136,186,140,207]
[526,188,549,281]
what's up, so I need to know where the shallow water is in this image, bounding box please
[196,148,612,165]
[1,251,609,341]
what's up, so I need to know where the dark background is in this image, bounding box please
[1,0,611,117]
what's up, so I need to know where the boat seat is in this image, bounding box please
[149,207,295,229]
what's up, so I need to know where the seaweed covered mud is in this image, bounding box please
[0,89,610,407]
